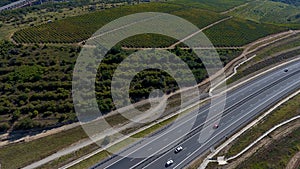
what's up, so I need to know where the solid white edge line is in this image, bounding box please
[198,89,300,169]
[174,79,300,169]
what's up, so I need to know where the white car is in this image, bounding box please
[165,160,174,167]
[174,146,183,153]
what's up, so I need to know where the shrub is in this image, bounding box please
[14,118,41,130]
[0,123,10,132]
[12,110,21,122]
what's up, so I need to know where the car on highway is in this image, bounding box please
[213,124,219,129]
[165,160,174,167]
[174,146,183,153]
[284,69,289,72]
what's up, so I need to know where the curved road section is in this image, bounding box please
[91,58,300,169]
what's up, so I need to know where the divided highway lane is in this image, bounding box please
[144,65,300,169]
[92,58,300,169]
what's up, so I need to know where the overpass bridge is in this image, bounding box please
[0,0,38,12]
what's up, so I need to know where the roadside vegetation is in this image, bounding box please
[228,32,300,84]
[225,94,300,157]
[69,114,179,169]
[205,93,300,169]
[237,125,300,169]
[0,41,78,131]
[0,0,299,168]
[0,39,242,131]
[0,126,87,169]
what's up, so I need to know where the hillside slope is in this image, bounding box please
[271,0,300,6]
[229,0,300,26]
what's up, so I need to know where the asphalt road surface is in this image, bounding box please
[92,58,300,169]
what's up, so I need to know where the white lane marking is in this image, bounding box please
[139,103,254,169]
[141,73,300,169]
[104,66,300,169]
[140,72,300,169]
[172,79,300,169]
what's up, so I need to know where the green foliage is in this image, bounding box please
[227,93,300,159]
[204,17,286,47]
[0,122,10,132]
[31,110,39,118]
[0,42,77,130]
[0,38,243,130]
[118,7,226,48]
[167,0,250,12]
[0,126,87,169]
[0,40,14,59]
[8,65,43,83]
[58,114,68,123]
[12,3,184,44]
[217,49,243,64]
[271,0,300,6]
[171,7,225,27]
[12,110,21,122]
[0,0,126,26]
[230,0,300,25]
[119,34,178,48]
[238,126,300,169]
[226,34,300,85]
[14,117,41,130]
[12,2,286,48]
[94,48,242,113]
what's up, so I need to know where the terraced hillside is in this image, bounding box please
[166,0,250,12]
[13,1,287,47]
[271,0,300,6]
[0,40,242,131]
[229,0,300,27]
[12,2,227,45]
[203,17,286,47]
[1,0,294,131]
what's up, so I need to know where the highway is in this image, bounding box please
[0,0,36,12]
[91,58,300,169]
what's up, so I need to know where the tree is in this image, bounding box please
[31,110,39,118]
[14,117,40,130]
[58,114,67,123]
[12,110,21,122]
[0,123,9,132]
